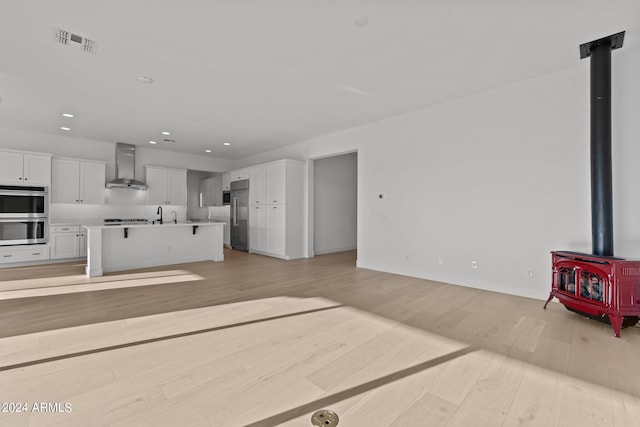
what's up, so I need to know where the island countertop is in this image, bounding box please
[82,221,225,230]
[83,220,224,277]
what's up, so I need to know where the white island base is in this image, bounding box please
[83,222,224,277]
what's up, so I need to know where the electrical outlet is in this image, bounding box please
[471,261,478,270]
[527,269,534,278]
[438,257,444,265]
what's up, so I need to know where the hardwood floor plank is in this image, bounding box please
[1,249,640,425]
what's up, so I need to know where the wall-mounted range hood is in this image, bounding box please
[105,143,148,190]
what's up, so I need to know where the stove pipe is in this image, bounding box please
[580,32,625,257]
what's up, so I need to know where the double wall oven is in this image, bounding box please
[0,185,48,246]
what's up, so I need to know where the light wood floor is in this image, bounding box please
[1,249,640,426]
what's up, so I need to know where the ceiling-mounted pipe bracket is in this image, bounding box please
[580,31,625,59]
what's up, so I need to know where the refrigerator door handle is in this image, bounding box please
[233,197,239,226]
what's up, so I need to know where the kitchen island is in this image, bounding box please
[82,222,224,277]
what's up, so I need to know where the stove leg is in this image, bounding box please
[608,315,623,338]
[543,293,554,309]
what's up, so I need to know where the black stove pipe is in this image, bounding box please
[580,32,624,257]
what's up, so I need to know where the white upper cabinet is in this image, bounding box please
[222,173,231,191]
[266,162,286,204]
[0,150,51,185]
[249,161,288,206]
[249,166,267,205]
[52,158,106,204]
[228,169,249,183]
[145,166,187,205]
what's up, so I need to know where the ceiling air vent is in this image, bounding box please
[54,28,98,54]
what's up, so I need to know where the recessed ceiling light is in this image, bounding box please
[62,113,74,118]
[223,142,231,146]
[205,149,212,153]
[162,131,170,135]
[137,76,154,84]
[149,140,157,144]
[60,126,71,131]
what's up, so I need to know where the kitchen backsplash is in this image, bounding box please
[49,188,188,222]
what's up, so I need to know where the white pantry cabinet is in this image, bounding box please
[0,150,51,185]
[50,225,86,259]
[248,159,304,259]
[145,166,187,205]
[51,158,106,204]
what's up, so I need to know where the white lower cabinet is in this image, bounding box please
[50,225,86,259]
[249,205,267,253]
[0,245,49,264]
[249,204,287,257]
[223,223,230,246]
[266,205,286,256]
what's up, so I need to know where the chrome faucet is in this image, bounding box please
[156,206,163,224]
[171,210,177,224]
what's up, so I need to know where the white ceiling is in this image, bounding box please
[1,0,639,159]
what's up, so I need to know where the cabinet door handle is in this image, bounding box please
[24,178,28,181]
[3,255,12,258]
[18,177,23,180]
[32,253,41,255]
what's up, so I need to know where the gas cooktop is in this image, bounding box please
[103,218,149,225]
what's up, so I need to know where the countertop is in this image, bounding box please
[83,221,225,230]
[51,219,227,227]
[50,218,104,226]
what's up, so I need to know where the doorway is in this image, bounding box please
[312,152,357,257]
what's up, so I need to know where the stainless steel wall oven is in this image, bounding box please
[0,185,48,246]
[0,185,48,218]
[0,218,47,245]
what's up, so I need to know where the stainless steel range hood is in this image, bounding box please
[105,143,149,190]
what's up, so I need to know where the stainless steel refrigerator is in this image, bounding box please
[230,179,249,251]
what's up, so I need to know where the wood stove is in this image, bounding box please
[545,251,640,337]
[544,31,640,337]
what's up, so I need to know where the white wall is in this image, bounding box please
[234,46,640,301]
[313,152,357,255]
